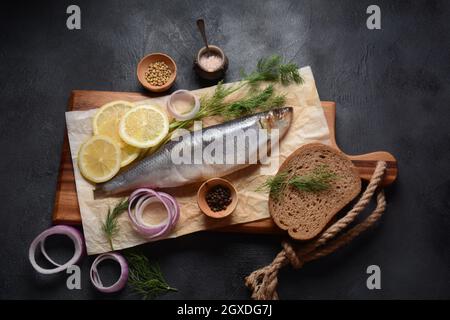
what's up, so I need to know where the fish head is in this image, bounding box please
[261,107,293,137]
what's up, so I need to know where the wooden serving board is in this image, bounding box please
[53,90,397,234]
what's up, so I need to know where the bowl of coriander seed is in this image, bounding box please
[137,53,177,92]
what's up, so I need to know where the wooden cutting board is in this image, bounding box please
[53,90,397,234]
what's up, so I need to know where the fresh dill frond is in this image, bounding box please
[243,55,303,86]
[258,165,337,199]
[279,63,304,85]
[199,81,244,117]
[224,85,285,118]
[289,165,337,192]
[256,171,289,200]
[264,94,287,109]
[102,198,129,251]
[170,82,285,126]
[125,252,177,300]
[245,55,283,83]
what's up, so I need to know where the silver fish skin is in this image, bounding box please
[94,107,293,198]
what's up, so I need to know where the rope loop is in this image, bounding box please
[282,242,303,269]
[245,161,387,300]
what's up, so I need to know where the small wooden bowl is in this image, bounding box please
[137,53,177,92]
[194,45,228,80]
[197,178,238,219]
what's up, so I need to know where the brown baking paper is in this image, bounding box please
[65,67,330,255]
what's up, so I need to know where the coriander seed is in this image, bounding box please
[145,61,172,86]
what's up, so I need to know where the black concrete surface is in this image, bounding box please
[0,0,449,299]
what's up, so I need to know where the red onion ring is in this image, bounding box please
[29,225,84,275]
[90,252,128,293]
[128,188,180,239]
[167,89,200,121]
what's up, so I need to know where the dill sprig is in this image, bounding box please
[258,165,337,200]
[279,62,303,85]
[289,165,337,192]
[243,55,303,86]
[168,54,302,130]
[225,85,285,118]
[126,252,177,300]
[168,81,284,130]
[102,198,129,251]
[256,171,289,200]
[196,81,244,118]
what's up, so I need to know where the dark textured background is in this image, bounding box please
[0,0,449,300]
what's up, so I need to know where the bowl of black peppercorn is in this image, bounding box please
[197,178,238,218]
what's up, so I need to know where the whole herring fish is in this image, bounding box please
[94,107,293,198]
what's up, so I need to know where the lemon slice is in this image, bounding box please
[119,105,169,148]
[92,100,140,167]
[120,143,142,167]
[78,135,121,183]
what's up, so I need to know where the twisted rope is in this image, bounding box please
[245,161,387,300]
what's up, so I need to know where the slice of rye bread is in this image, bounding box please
[269,143,361,240]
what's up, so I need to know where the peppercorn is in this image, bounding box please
[205,185,232,212]
[145,61,172,86]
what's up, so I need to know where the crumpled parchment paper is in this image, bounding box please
[65,66,330,255]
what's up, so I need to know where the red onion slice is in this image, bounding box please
[29,225,84,275]
[134,196,171,238]
[40,239,62,267]
[128,188,180,239]
[90,252,128,293]
[167,89,200,121]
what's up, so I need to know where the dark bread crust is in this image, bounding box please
[269,143,361,240]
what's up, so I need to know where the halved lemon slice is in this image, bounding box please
[78,135,121,183]
[92,100,140,167]
[119,105,169,148]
